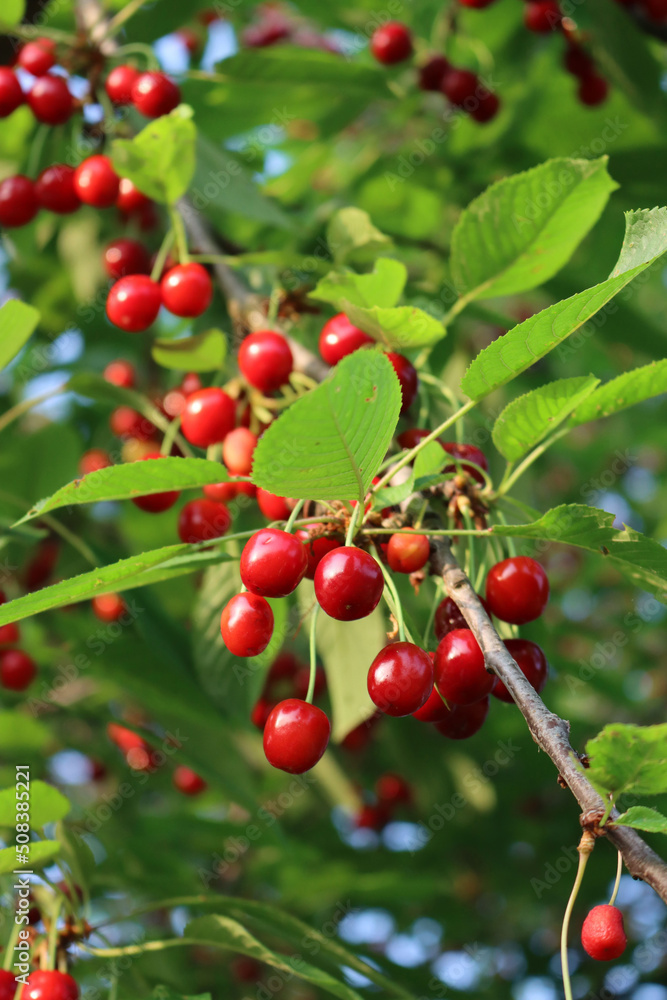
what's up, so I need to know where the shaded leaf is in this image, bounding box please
[310,258,407,310]
[492,376,600,461]
[111,106,196,205]
[0,840,60,875]
[151,329,228,372]
[327,208,391,265]
[0,300,40,370]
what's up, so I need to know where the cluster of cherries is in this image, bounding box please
[107,721,207,796]
[0,969,79,1000]
[353,771,412,832]
[0,589,37,692]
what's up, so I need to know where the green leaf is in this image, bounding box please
[585,723,667,798]
[461,207,667,399]
[451,157,617,301]
[0,781,70,828]
[152,988,211,1000]
[568,359,667,426]
[0,712,49,752]
[151,329,227,373]
[414,440,447,481]
[494,505,667,604]
[0,0,25,27]
[310,258,407,310]
[252,350,401,502]
[492,376,600,462]
[340,301,444,350]
[0,300,40,370]
[184,915,365,1000]
[0,840,60,875]
[111,106,196,205]
[327,208,391,265]
[614,806,667,835]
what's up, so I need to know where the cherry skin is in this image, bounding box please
[91,593,126,623]
[18,38,56,76]
[110,406,155,441]
[315,546,384,621]
[368,641,433,716]
[386,352,418,413]
[0,68,24,117]
[492,638,547,703]
[74,155,119,208]
[0,649,36,691]
[116,177,152,213]
[523,0,562,32]
[160,262,213,318]
[131,71,181,117]
[376,773,411,806]
[0,175,39,228]
[35,164,80,214]
[239,330,293,393]
[319,313,373,365]
[27,74,73,124]
[20,970,79,1000]
[181,388,236,448]
[442,442,488,484]
[0,970,17,1000]
[0,616,19,646]
[387,529,430,574]
[107,275,161,332]
[250,696,276,729]
[370,22,413,64]
[240,528,308,598]
[177,497,231,543]
[296,530,342,580]
[104,238,151,280]
[79,448,112,475]
[256,488,293,521]
[104,359,135,388]
[263,698,331,773]
[434,593,490,641]
[173,765,207,796]
[105,64,140,104]
[222,427,257,476]
[107,723,155,772]
[471,90,500,124]
[131,453,181,513]
[355,803,391,831]
[220,592,274,656]
[578,74,608,106]
[485,556,549,625]
[203,480,255,502]
[581,905,627,961]
[441,68,479,107]
[435,628,493,705]
[412,682,451,723]
[418,55,450,92]
[564,45,595,78]
[434,696,489,740]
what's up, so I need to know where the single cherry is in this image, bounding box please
[250,696,276,729]
[368,641,433,716]
[20,970,79,1000]
[263,699,331,773]
[434,593,490,640]
[91,593,126,623]
[131,453,181,513]
[418,55,450,91]
[256,488,294,521]
[471,90,500,124]
[442,442,488,484]
[239,330,293,394]
[220,592,274,656]
[435,697,489,739]
[18,38,56,76]
[173,765,207,796]
[35,164,80,214]
[222,427,257,476]
[485,556,549,624]
[160,262,213,317]
[131,71,181,117]
[386,352,418,412]
[493,638,547,703]
[0,970,17,1000]
[74,155,119,208]
[0,619,19,646]
[319,313,373,365]
[370,22,413,64]
[581,905,627,961]
[109,406,155,441]
[240,528,308,598]
[177,497,231,543]
[104,359,135,388]
[376,772,411,805]
[105,64,140,104]
[107,722,155,771]
[106,275,161,332]
[27,74,73,124]
[116,177,152,213]
[314,546,384,621]
[523,0,562,32]
[0,175,39,228]
[104,238,151,280]
[0,649,36,690]
[0,68,23,117]
[296,530,342,580]
[181,388,236,448]
[441,68,479,106]
[564,45,595,78]
[387,529,430,574]
[578,74,608,106]
[79,449,112,475]
[435,628,493,705]
[355,803,391,830]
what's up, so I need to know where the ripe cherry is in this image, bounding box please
[314,546,384,621]
[412,682,451,723]
[368,641,433,716]
[160,262,213,317]
[24,539,59,592]
[239,330,293,394]
[523,0,562,32]
[106,275,161,332]
[0,970,17,1000]
[387,529,430,574]
[220,592,274,656]
[256,488,294,521]
[251,696,276,729]
[240,528,308,598]
[105,64,140,104]
[441,68,479,107]
[79,449,112,475]
[0,649,36,691]
[564,45,595,78]
[581,905,627,961]
[116,177,151,213]
[173,765,207,796]
[27,74,73,124]
[104,238,150,280]
[35,164,80,214]
[435,628,493,705]
[418,55,450,91]
[376,772,411,806]
[435,696,489,739]
[0,68,23,117]
[91,593,126,623]
[20,970,79,1000]
[296,530,342,580]
[263,699,331,773]
[442,442,488,484]
[181,388,236,448]
[107,722,155,771]
[203,480,255,502]
[131,71,181,117]
[434,593,490,640]
[318,313,373,365]
[485,556,549,624]
[74,155,119,208]
[459,0,495,6]
[18,38,56,76]
[386,352,418,413]
[0,175,39,228]
[177,498,231,543]
[471,91,500,123]
[104,359,135,388]
[266,650,300,687]
[177,27,201,55]
[493,638,547,703]
[0,620,19,646]
[131,453,181,513]
[293,664,327,700]
[370,22,413,64]
[578,74,608,106]
[109,406,155,441]
[355,803,390,830]
[222,427,257,476]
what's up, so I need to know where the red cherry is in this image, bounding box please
[220,592,274,656]
[442,442,488,484]
[24,539,59,591]
[459,0,496,6]
[643,0,667,18]
[341,714,381,751]
[131,453,181,513]
[581,905,627,961]
[240,528,308,598]
[355,803,391,830]
[263,698,331,773]
[578,74,608,106]
[242,17,291,47]
[418,55,450,91]
[441,68,479,106]
[485,556,549,624]
[20,970,79,1000]
[177,498,231,543]
[397,428,435,450]
[74,155,119,208]
[230,957,263,983]
[434,593,490,641]
[318,313,373,365]
[173,765,207,796]
[109,406,155,441]
[104,359,135,388]
[181,372,202,396]
[106,275,161,332]
[222,427,257,476]
[181,388,236,448]
[203,480,255,502]
[315,546,383,621]
[412,682,451,723]
[564,45,595,78]
[296,530,342,580]
[293,664,326,700]
[79,449,112,475]
[523,0,562,32]
[104,238,151,280]
[0,649,36,691]
[435,628,493,705]
[434,697,489,739]
[0,970,17,1000]
[160,262,213,318]
[18,38,56,76]
[91,593,126,623]
[386,352,418,413]
[105,64,140,104]
[370,22,413,64]
[251,696,276,729]
[239,330,293,394]
[266,650,301,687]
[35,164,80,214]
[376,772,411,805]
[116,177,151,213]
[471,90,500,123]
[256,488,294,521]
[0,618,19,646]
[131,72,181,117]
[107,723,155,771]
[0,175,38,228]
[492,638,547,703]
[0,68,24,117]
[27,74,73,124]
[176,27,200,54]
[387,529,430,574]
[367,641,433,716]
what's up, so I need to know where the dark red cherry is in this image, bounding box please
[181,388,236,447]
[74,155,119,208]
[160,262,213,318]
[563,45,595,78]
[581,905,627,961]
[434,593,490,641]
[173,766,207,796]
[0,619,19,646]
[293,664,326,700]
[418,55,450,91]
[91,593,126,623]
[20,970,79,1000]
[263,699,331,773]
[239,330,293,394]
[459,0,496,6]
[177,498,231,543]
[240,528,308,598]
[256,488,294,521]
[370,22,413,64]
[441,68,479,106]
[355,803,390,830]
[104,359,135,388]
[35,164,80,214]
[222,427,257,476]
[107,275,161,332]
[18,38,56,76]
[220,592,274,656]
[492,638,547,703]
[412,682,450,723]
[250,696,276,729]
[131,71,181,117]
[318,313,373,365]
[367,641,433,716]
[435,628,493,705]
[578,74,608,106]
[523,0,562,32]
[314,546,384,621]
[296,530,342,580]
[0,175,39,228]
[386,352,418,413]
[0,970,17,1000]
[442,442,488,484]
[376,772,411,805]
[485,556,549,624]
[387,530,430,574]
[0,68,23,117]
[471,90,500,123]
[27,74,73,124]
[104,238,150,279]
[105,64,140,104]
[434,696,489,739]
[0,649,36,691]
[131,453,181,513]
[116,177,152,213]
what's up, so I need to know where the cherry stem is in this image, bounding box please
[47,898,63,970]
[497,426,570,497]
[161,415,182,457]
[285,500,306,534]
[104,0,148,38]
[345,493,364,547]
[493,508,517,558]
[422,577,443,648]
[561,830,595,1000]
[377,559,406,642]
[3,918,20,971]
[306,604,320,704]
[150,229,176,282]
[169,207,190,264]
[609,851,623,906]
